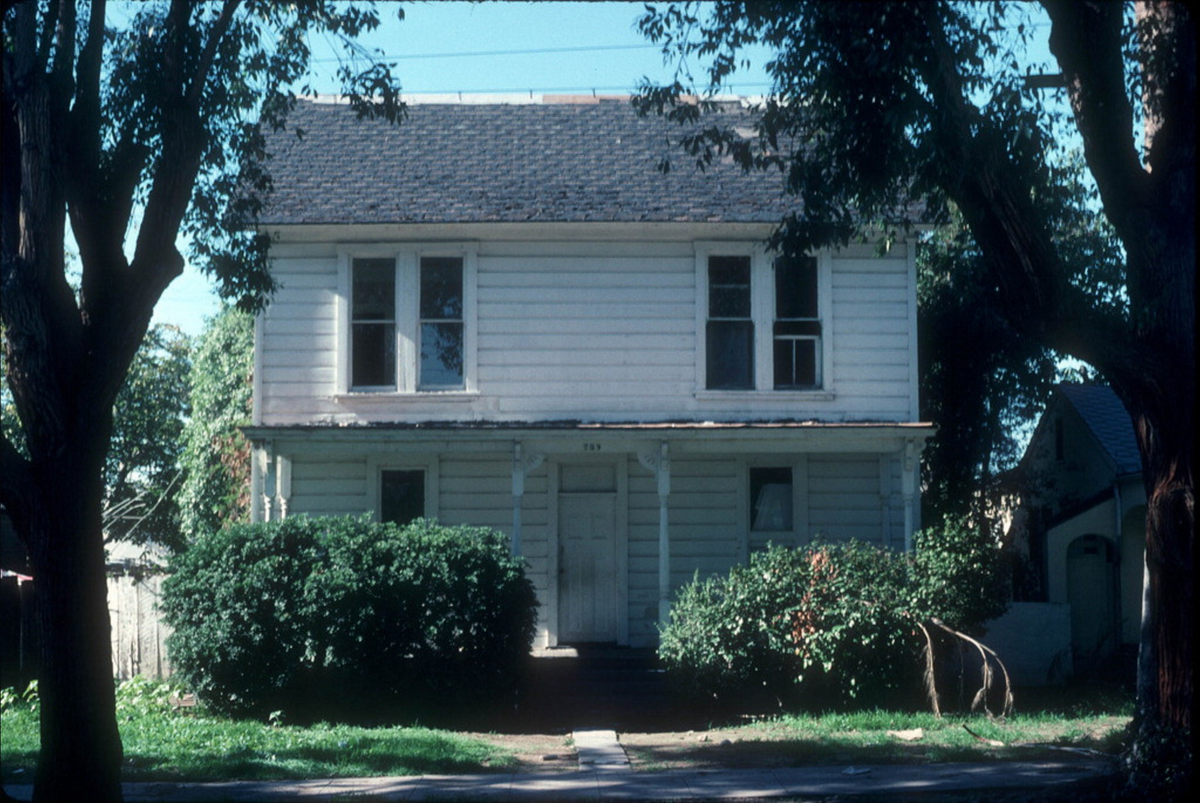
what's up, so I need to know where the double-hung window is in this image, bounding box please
[772,255,821,389]
[699,246,828,393]
[706,256,755,390]
[341,249,475,394]
[419,257,465,390]
[351,258,397,389]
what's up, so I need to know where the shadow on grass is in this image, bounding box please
[624,735,1118,772]
[116,730,516,782]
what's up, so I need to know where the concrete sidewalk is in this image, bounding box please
[4,757,1110,800]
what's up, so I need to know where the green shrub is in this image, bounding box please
[161,517,538,721]
[912,516,1010,634]
[659,520,1009,708]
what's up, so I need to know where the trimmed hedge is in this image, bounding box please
[161,517,538,721]
[659,519,1008,708]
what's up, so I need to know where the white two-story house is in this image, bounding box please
[245,95,934,649]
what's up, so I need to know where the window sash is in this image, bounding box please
[773,255,822,390]
[351,258,397,389]
[381,469,425,526]
[707,320,755,390]
[419,256,465,390]
[707,255,754,389]
[750,466,793,532]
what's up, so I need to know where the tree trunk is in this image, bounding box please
[1128,389,1194,733]
[27,448,124,802]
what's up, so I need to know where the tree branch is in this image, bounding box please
[185,0,242,110]
[915,7,1062,333]
[49,0,76,115]
[67,0,108,238]
[1043,1,1151,254]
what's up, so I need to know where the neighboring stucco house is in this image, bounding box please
[245,95,934,649]
[1005,383,1146,670]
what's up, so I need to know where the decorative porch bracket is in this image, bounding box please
[253,443,292,522]
[511,441,545,556]
[638,441,671,626]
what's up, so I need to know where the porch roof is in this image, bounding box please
[243,420,935,455]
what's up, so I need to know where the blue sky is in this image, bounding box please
[154,1,775,334]
[153,1,1059,336]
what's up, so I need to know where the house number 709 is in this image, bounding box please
[582,443,602,451]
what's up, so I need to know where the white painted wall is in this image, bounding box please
[281,446,910,648]
[257,238,916,426]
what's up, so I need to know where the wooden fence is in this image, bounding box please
[107,569,173,680]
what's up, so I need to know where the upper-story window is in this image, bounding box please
[773,256,821,389]
[699,246,829,393]
[340,248,476,395]
[419,257,465,390]
[351,258,397,389]
[706,256,754,389]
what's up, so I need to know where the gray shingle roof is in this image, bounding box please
[1058,384,1142,475]
[259,98,799,226]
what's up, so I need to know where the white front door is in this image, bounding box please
[558,493,618,642]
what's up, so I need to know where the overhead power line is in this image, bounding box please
[310,43,661,65]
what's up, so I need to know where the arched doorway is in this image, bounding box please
[1066,534,1118,664]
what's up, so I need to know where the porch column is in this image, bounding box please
[275,453,292,520]
[901,439,917,551]
[250,441,264,523]
[639,441,671,626]
[510,441,545,556]
[879,454,893,548]
[259,441,276,522]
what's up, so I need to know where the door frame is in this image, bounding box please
[546,456,628,646]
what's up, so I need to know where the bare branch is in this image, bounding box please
[916,621,942,718]
[931,619,1015,719]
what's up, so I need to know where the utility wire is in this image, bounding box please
[309,43,661,64]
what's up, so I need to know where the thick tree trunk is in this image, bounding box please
[26,447,124,802]
[1125,387,1194,734]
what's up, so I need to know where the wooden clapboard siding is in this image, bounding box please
[287,456,369,517]
[808,454,887,544]
[257,238,918,425]
[475,251,696,420]
[259,255,339,423]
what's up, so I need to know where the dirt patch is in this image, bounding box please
[466,732,579,772]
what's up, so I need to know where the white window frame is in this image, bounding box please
[337,245,478,395]
[694,242,833,397]
[366,455,440,523]
[738,456,810,560]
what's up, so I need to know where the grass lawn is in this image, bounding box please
[2,678,1133,783]
[621,683,1134,771]
[0,679,549,783]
